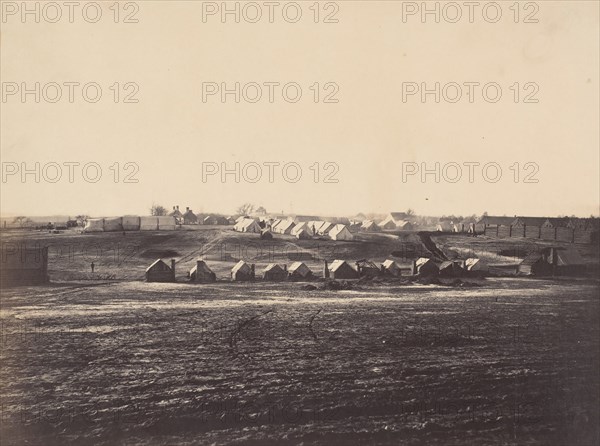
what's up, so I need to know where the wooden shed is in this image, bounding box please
[231,260,254,281]
[438,261,464,277]
[189,259,216,283]
[288,262,313,281]
[413,258,439,277]
[146,259,175,282]
[356,260,381,277]
[381,259,402,277]
[329,260,359,279]
[263,264,288,281]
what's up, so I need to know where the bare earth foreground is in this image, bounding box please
[1,278,599,446]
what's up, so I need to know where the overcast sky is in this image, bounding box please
[1,1,598,218]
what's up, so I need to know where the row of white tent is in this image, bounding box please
[84,216,177,232]
[233,217,355,241]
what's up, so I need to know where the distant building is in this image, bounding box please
[379,212,413,230]
[436,222,454,232]
[204,215,229,226]
[169,206,183,224]
[478,216,517,238]
[183,207,198,225]
[361,220,381,232]
[518,247,587,276]
[291,215,320,223]
[396,220,414,231]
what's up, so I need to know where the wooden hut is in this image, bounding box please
[288,262,313,281]
[231,260,254,281]
[189,259,216,283]
[381,259,401,277]
[413,258,439,276]
[263,264,288,281]
[355,259,381,277]
[146,259,175,282]
[329,260,359,279]
[438,261,464,277]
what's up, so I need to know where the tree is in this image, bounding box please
[255,206,267,215]
[12,216,32,228]
[150,204,168,216]
[406,208,415,217]
[75,215,89,226]
[236,203,255,216]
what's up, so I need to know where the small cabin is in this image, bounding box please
[146,259,175,282]
[263,264,288,281]
[189,259,216,283]
[356,260,381,277]
[518,247,586,276]
[329,260,359,279]
[381,259,401,277]
[413,258,439,277]
[464,258,489,276]
[231,260,254,281]
[288,262,313,281]
[438,261,464,277]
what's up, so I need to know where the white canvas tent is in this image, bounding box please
[140,216,158,231]
[104,217,123,232]
[84,218,104,232]
[234,218,261,233]
[157,216,177,230]
[122,216,141,231]
[329,224,354,241]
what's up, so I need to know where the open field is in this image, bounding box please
[1,228,599,445]
[1,279,599,445]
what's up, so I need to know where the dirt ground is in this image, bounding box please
[1,278,599,446]
[1,228,599,445]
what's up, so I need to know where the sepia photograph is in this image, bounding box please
[1,1,599,445]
